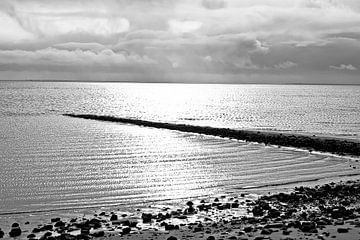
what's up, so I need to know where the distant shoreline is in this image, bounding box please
[0,79,360,86]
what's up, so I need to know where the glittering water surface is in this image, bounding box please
[0,82,359,214]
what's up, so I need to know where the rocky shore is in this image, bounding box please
[63,114,360,156]
[1,180,360,240]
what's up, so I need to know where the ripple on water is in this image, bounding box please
[0,115,359,214]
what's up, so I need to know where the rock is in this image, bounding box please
[232,202,240,208]
[207,236,216,240]
[337,227,349,233]
[244,226,253,233]
[54,221,65,227]
[299,221,317,233]
[51,218,61,223]
[142,213,152,223]
[110,214,118,221]
[11,223,19,228]
[40,232,52,240]
[267,208,281,218]
[41,225,53,231]
[88,218,102,229]
[9,227,22,237]
[92,230,105,237]
[80,226,90,235]
[252,206,264,216]
[27,233,36,239]
[122,227,131,235]
[228,236,237,240]
[167,236,178,240]
[193,226,204,232]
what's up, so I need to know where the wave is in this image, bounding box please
[63,114,360,156]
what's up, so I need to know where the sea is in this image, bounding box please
[0,81,359,215]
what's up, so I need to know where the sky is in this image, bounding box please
[0,0,360,84]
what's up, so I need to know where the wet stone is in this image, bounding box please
[337,227,349,233]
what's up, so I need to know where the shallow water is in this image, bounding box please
[0,115,359,214]
[0,82,359,214]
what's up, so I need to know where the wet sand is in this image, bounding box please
[1,180,360,240]
[63,114,360,156]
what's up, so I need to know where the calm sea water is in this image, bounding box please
[0,81,359,214]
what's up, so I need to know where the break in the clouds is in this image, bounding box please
[0,0,360,84]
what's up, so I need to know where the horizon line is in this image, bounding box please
[0,79,360,86]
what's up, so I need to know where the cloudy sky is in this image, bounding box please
[1,0,360,84]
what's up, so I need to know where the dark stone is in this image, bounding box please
[11,223,19,228]
[232,202,240,208]
[142,213,153,223]
[27,233,36,239]
[32,228,41,233]
[92,231,105,237]
[110,214,118,221]
[164,223,179,231]
[0,230,4,238]
[193,226,204,232]
[88,218,102,229]
[51,218,61,223]
[207,236,216,240]
[337,228,349,233]
[244,226,253,233]
[41,225,53,231]
[167,237,178,240]
[59,233,76,240]
[260,228,272,235]
[54,221,65,227]
[9,227,22,237]
[267,208,281,218]
[122,227,131,235]
[80,226,90,235]
[252,206,264,216]
[299,221,317,233]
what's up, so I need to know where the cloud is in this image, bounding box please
[330,64,358,70]
[0,47,157,72]
[202,0,226,9]
[274,61,298,69]
[0,0,360,84]
[168,20,203,35]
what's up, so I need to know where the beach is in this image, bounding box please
[1,180,360,240]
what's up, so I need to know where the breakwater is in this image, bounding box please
[63,114,360,156]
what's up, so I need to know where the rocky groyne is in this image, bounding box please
[64,114,360,156]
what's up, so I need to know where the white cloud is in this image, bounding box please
[329,64,357,71]
[168,20,203,35]
[275,61,298,69]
